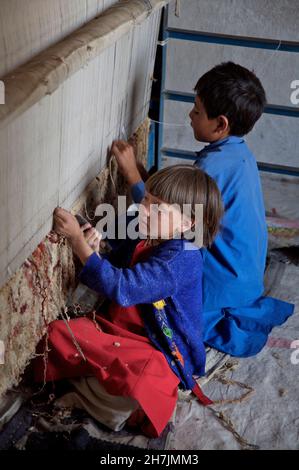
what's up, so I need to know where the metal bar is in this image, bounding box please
[157,5,169,169]
[263,104,299,118]
[161,147,197,160]
[164,90,195,103]
[257,162,299,177]
[161,147,299,177]
[163,89,299,118]
[147,119,156,170]
[167,28,299,52]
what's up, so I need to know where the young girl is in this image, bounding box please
[34,165,223,438]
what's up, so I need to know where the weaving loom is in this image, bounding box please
[0,0,168,401]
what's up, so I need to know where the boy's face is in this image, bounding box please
[189,95,229,143]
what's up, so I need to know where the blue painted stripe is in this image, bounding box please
[257,162,299,177]
[263,105,299,118]
[157,6,169,169]
[167,28,299,53]
[163,90,299,118]
[147,120,155,170]
[161,147,299,177]
[164,90,195,103]
[162,147,197,160]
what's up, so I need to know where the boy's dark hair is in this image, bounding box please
[194,62,266,136]
[145,165,223,247]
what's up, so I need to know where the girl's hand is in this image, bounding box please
[53,207,82,243]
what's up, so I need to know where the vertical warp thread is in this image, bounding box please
[175,0,181,17]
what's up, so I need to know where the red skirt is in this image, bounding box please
[34,241,180,437]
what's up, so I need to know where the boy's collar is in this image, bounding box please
[196,135,244,156]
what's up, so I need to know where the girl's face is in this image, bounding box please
[139,192,192,240]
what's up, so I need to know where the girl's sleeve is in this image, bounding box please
[78,251,178,306]
[131,180,145,204]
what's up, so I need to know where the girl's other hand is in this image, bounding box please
[82,226,102,252]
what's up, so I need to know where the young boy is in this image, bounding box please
[111,62,294,358]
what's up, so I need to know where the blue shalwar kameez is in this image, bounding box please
[131,136,294,357]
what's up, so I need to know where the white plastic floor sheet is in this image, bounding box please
[168,175,299,450]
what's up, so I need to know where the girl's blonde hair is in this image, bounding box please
[145,164,223,247]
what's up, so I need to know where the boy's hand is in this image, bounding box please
[111,139,142,186]
[53,208,83,243]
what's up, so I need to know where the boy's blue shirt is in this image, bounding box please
[194,135,267,310]
[79,238,206,390]
[131,136,294,357]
